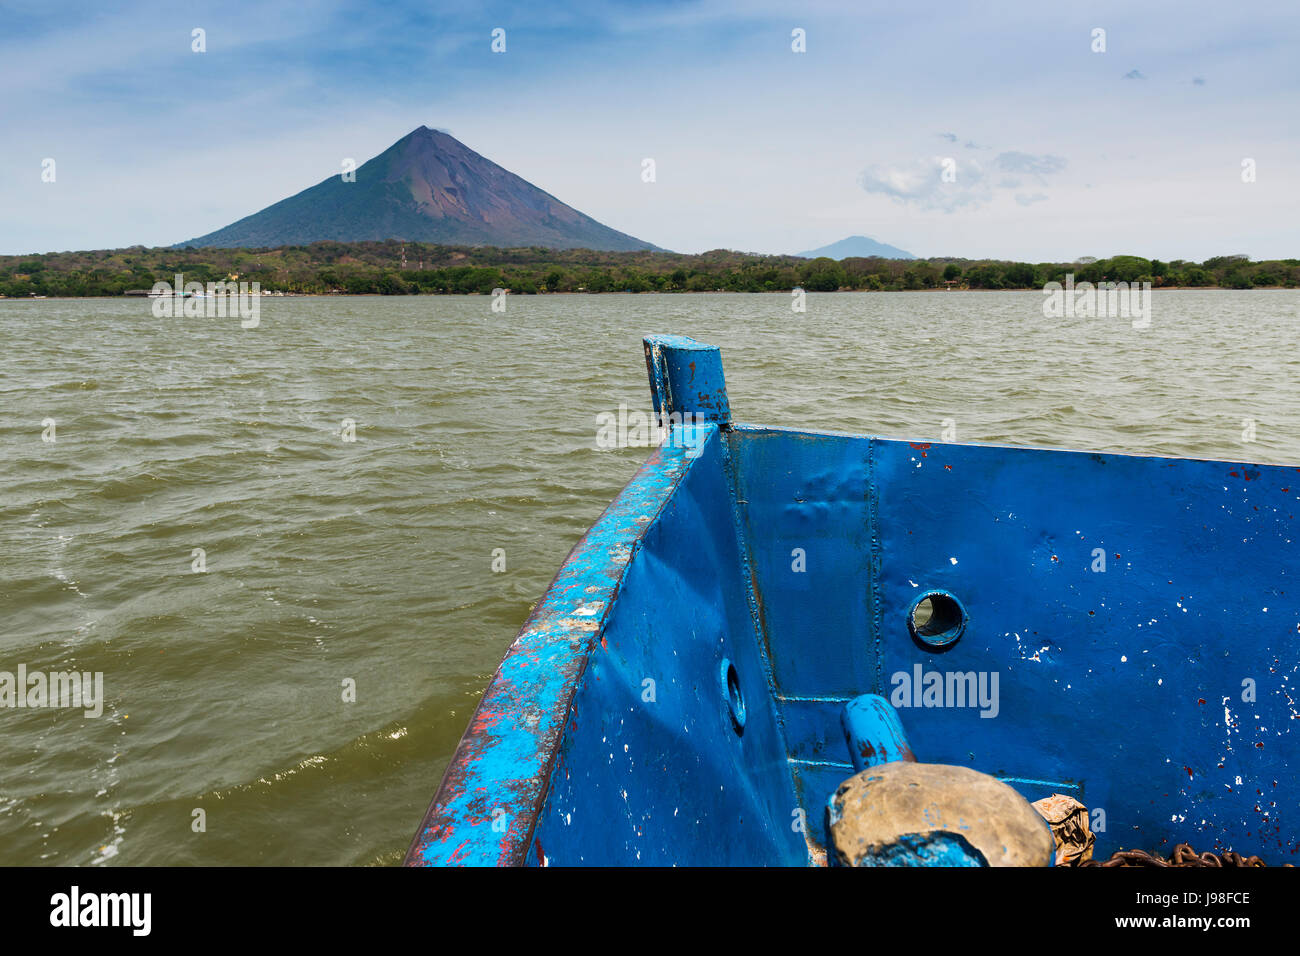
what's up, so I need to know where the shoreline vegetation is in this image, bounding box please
[1,241,1297,298]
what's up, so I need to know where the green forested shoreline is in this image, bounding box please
[1,241,1297,297]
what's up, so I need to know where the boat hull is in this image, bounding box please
[407,336,1299,866]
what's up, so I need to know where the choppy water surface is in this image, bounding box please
[1,290,1297,865]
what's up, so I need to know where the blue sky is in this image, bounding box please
[2,0,1298,259]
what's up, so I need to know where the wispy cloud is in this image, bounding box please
[993,151,1066,188]
[860,157,989,212]
[995,151,1067,179]
[860,145,1066,212]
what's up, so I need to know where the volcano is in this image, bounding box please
[180,127,660,251]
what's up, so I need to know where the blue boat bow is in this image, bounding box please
[407,335,1299,866]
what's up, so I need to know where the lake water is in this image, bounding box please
[1,290,1298,865]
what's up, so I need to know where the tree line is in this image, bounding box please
[1,241,1296,297]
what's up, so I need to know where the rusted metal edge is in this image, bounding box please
[404,430,710,866]
[643,334,731,426]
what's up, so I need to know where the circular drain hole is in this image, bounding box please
[908,591,967,650]
[720,658,746,733]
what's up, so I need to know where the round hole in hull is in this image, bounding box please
[907,590,967,650]
[720,658,746,733]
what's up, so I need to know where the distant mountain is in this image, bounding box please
[796,236,915,259]
[178,127,661,251]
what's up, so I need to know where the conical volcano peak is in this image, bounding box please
[179,129,660,251]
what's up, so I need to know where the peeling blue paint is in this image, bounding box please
[843,694,916,771]
[407,336,1299,866]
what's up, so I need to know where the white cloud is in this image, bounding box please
[860,147,1066,213]
[858,157,990,212]
[995,151,1068,178]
